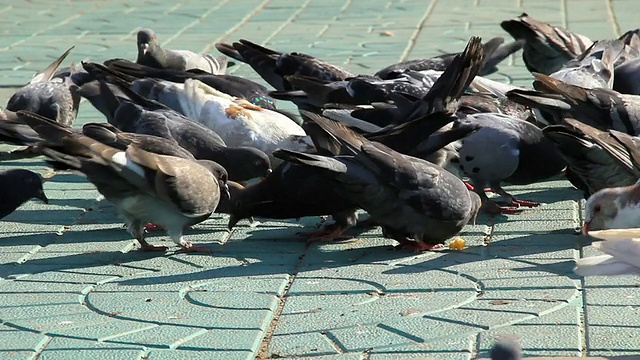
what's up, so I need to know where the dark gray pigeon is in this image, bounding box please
[435,112,566,214]
[274,112,482,251]
[490,338,522,360]
[543,118,640,198]
[215,39,354,92]
[19,110,229,253]
[6,47,81,127]
[500,13,593,75]
[507,73,640,134]
[0,169,48,219]
[136,29,230,74]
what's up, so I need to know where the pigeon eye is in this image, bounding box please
[594,204,601,213]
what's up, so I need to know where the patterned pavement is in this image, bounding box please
[0,0,639,359]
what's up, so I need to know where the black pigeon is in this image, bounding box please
[274,112,482,250]
[0,169,48,219]
[19,110,229,253]
[215,39,354,92]
[136,29,231,74]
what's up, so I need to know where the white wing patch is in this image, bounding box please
[111,151,146,178]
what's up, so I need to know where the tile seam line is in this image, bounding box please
[161,0,231,47]
[399,0,439,62]
[202,0,273,54]
[255,243,311,359]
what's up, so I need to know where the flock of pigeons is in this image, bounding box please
[0,14,639,275]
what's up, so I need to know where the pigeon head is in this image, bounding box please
[137,29,158,56]
[583,182,640,233]
[13,169,48,204]
[225,147,272,182]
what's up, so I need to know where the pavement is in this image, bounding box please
[0,0,639,359]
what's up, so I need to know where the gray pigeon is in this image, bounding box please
[136,29,230,75]
[500,13,593,75]
[76,75,272,182]
[6,47,80,127]
[583,180,640,233]
[0,169,48,219]
[274,112,482,251]
[436,112,566,214]
[19,110,229,253]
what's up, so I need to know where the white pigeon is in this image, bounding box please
[176,79,315,157]
[575,228,640,276]
[582,179,640,234]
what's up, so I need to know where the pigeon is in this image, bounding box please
[18,110,230,253]
[136,29,231,74]
[154,78,315,160]
[6,47,80,127]
[81,122,199,161]
[325,36,485,129]
[374,37,523,78]
[222,162,359,240]
[215,39,354,92]
[507,73,640,134]
[490,338,522,360]
[543,118,640,198]
[0,109,44,147]
[582,179,640,234]
[105,59,278,110]
[500,13,593,75]
[0,169,48,219]
[78,75,272,182]
[549,39,627,89]
[273,112,482,250]
[575,228,640,276]
[439,112,566,214]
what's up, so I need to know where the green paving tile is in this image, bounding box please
[0,0,636,358]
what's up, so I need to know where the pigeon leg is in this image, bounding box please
[401,241,444,252]
[169,231,212,253]
[130,222,168,251]
[492,186,541,208]
[476,188,523,215]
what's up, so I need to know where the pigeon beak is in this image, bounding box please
[142,43,150,55]
[265,168,273,176]
[581,221,590,235]
[37,190,49,204]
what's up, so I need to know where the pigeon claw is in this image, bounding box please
[483,201,524,215]
[511,199,541,207]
